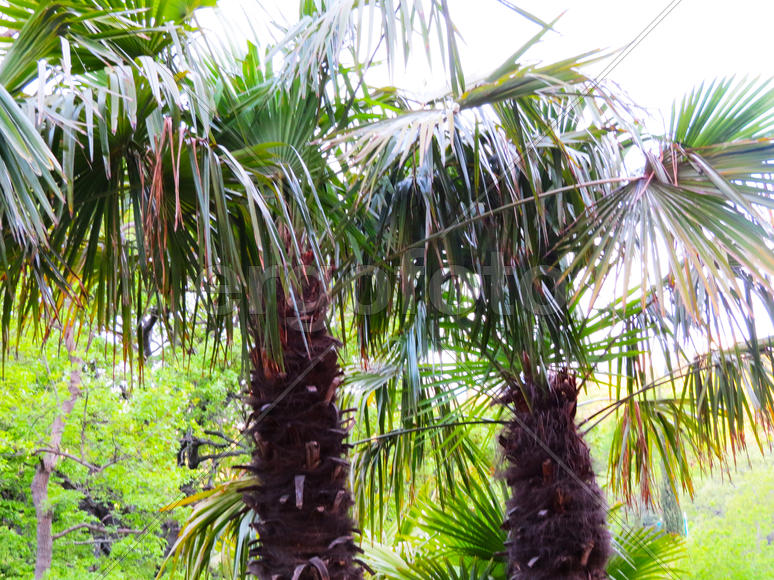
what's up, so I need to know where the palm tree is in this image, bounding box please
[0,1,471,577]
[5,1,774,579]
[165,5,473,577]
[365,473,686,579]
[331,32,774,580]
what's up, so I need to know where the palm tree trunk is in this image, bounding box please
[499,369,610,579]
[242,270,362,579]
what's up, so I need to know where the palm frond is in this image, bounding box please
[365,471,686,580]
[670,76,774,146]
[367,545,502,580]
[405,476,507,566]
[569,78,774,324]
[273,0,466,96]
[334,53,596,195]
[0,84,61,249]
[158,475,254,580]
[347,332,500,535]
[607,526,686,580]
[605,337,774,504]
[0,0,208,93]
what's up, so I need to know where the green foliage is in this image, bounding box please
[159,475,254,580]
[363,468,686,580]
[0,331,243,579]
[682,451,774,579]
[607,526,687,580]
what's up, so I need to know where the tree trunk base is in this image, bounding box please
[242,272,362,579]
[499,369,611,580]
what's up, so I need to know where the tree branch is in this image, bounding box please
[32,448,125,474]
[196,450,249,463]
[52,523,143,541]
[203,429,240,446]
[33,449,98,472]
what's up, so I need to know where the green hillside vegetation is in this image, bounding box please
[0,334,244,579]
[0,333,771,578]
[683,450,774,579]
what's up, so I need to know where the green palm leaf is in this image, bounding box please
[158,475,254,580]
[365,474,686,580]
[607,526,687,580]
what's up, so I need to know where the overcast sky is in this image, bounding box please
[447,0,774,126]
[210,0,774,131]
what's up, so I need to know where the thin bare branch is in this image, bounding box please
[52,523,143,541]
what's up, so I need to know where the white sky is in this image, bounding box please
[208,0,774,130]
[452,1,774,94]
[446,0,774,129]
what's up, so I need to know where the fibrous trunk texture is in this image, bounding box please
[499,369,610,579]
[243,269,362,579]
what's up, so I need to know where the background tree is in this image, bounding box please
[0,326,242,579]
